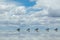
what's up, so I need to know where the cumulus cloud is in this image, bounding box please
[0,0,60,27]
[48,8,60,17]
[0,0,27,26]
[28,0,60,27]
[33,0,60,17]
[0,0,60,40]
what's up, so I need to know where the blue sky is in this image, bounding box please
[9,0,36,7]
[0,0,60,40]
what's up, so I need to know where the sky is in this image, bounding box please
[0,0,60,40]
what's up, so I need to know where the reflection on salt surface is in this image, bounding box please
[0,25,60,40]
[0,29,60,40]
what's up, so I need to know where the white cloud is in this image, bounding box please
[0,0,60,40]
[0,30,60,40]
[28,0,60,27]
[0,1,27,26]
[0,0,60,28]
[33,0,60,9]
[10,6,26,15]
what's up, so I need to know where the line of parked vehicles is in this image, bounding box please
[17,28,58,32]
